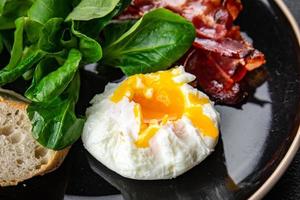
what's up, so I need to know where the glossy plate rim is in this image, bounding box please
[249,1,300,199]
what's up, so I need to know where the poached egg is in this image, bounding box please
[82,66,219,180]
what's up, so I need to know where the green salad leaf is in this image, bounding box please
[101,20,135,47]
[28,0,73,24]
[60,28,77,49]
[0,0,34,30]
[22,56,57,81]
[71,22,102,63]
[23,19,43,44]
[70,0,131,39]
[101,8,196,75]
[0,0,197,150]
[38,18,64,53]
[25,49,82,102]
[0,0,130,150]
[0,50,44,85]
[66,0,120,21]
[5,17,26,69]
[5,17,43,69]
[30,57,60,83]
[27,72,85,150]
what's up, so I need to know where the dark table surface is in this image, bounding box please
[264,1,300,200]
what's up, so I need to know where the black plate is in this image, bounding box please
[1,0,300,200]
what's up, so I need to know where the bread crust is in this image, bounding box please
[37,148,70,176]
[0,90,70,187]
[0,149,69,187]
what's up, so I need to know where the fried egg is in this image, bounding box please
[82,66,219,180]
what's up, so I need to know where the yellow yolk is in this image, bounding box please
[135,126,160,148]
[185,94,218,138]
[111,70,185,122]
[110,69,218,148]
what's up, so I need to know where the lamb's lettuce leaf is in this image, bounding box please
[0,1,196,151]
[101,20,135,47]
[38,18,64,53]
[0,0,34,30]
[25,49,82,102]
[5,17,26,69]
[27,72,85,150]
[71,22,102,63]
[66,0,120,21]
[71,0,131,39]
[28,0,73,24]
[0,50,44,85]
[101,8,195,75]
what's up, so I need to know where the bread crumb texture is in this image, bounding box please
[0,99,57,187]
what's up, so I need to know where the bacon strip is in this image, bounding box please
[118,0,266,104]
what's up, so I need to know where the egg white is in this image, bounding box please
[82,67,220,180]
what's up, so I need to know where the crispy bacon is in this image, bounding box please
[118,0,266,104]
[193,38,252,58]
[183,49,248,103]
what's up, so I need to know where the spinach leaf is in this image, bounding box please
[0,50,44,85]
[2,17,42,72]
[22,68,34,80]
[71,22,102,63]
[101,8,196,75]
[75,0,131,38]
[28,0,73,24]
[20,45,46,80]
[0,0,7,14]
[20,18,67,80]
[5,17,26,69]
[60,28,77,49]
[22,49,66,80]
[38,18,64,53]
[27,72,85,150]
[0,0,34,16]
[0,0,34,30]
[66,0,120,21]
[25,49,82,102]
[34,58,59,81]
[23,19,43,44]
[101,20,135,47]
[24,56,58,85]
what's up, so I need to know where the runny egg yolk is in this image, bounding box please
[110,69,218,148]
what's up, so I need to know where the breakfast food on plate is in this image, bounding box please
[0,89,69,187]
[0,1,197,185]
[0,0,266,185]
[118,0,266,104]
[0,4,194,155]
[82,66,219,180]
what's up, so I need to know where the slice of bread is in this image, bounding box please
[0,89,69,187]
